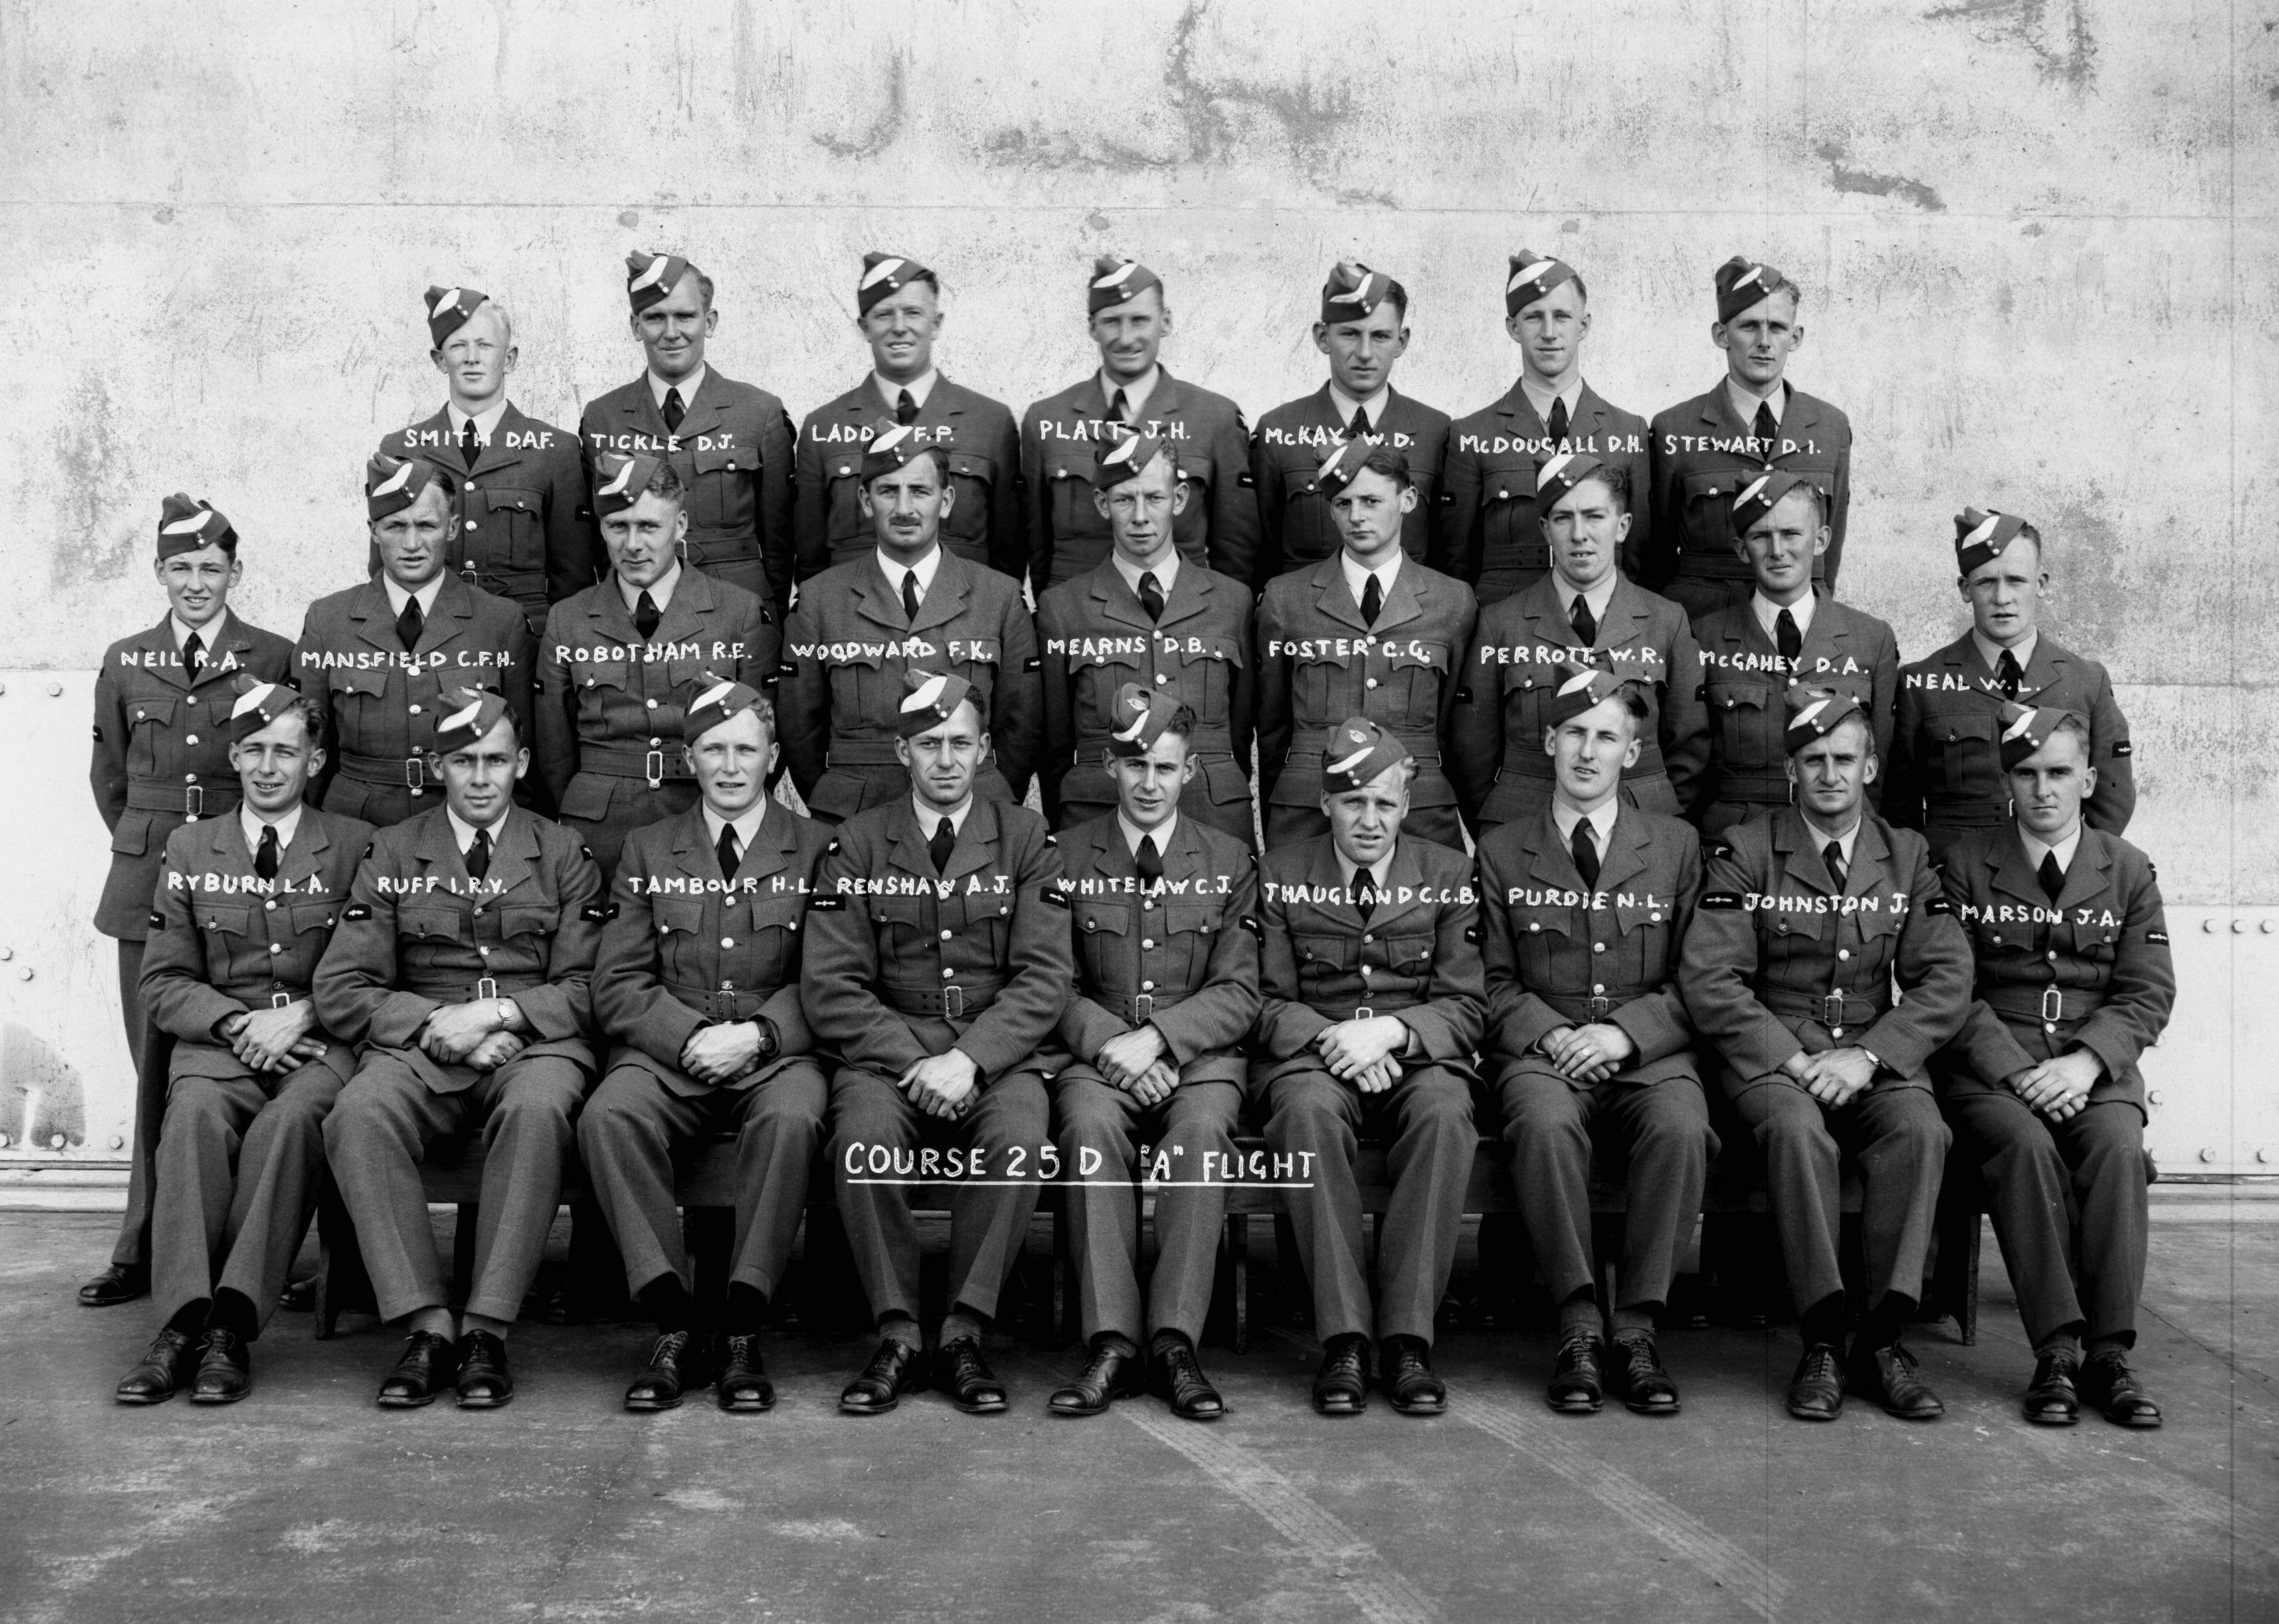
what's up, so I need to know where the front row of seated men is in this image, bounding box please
[114,646,2173,1432]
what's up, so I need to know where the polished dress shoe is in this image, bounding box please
[1787,1343,1846,1421]
[189,1328,252,1404]
[454,1330,515,1409]
[624,1330,710,1412]
[716,1334,774,1413]
[1311,1333,1370,1416]
[2080,1351,2162,1428]
[2023,1350,2082,1425]
[1547,1332,1606,1415]
[840,1338,926,1415]
[939,1336,1008,1414]
[80,1263,149,1308]
[1849,1339,1943,1420]
[1382,1336,1446,1416]
[376,1330,459,1409]
[1150,1337,1225,1422]
[1611,1335,1679,1416]
[116,1326,195,1404]
[1049,1338,1142,1417]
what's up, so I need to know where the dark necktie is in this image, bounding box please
[1546,396,1569,445]
[183,630,205,683]
[1775,607,1802,662]
[1823,839,1847,894]
[1353,873,1378,923]
[1570,818,1601,889]
[1360,573,1382,628]
[2037,850,2065,905]
[459,416,480,469]
[901,569,921,624]
[928,816,956,874]
[635,590,661,642]
[1753,400,1778,458]
[1348,405,1370,439]
[1137,570,1166,622]
[1570,593,1597,646]
[662,387,685,433]
[395,597,423,653]
[1135,832,1164,891]
[466,827,491,882]
[1997,648,2023,700]
[1107,388,1129,425]
[896,388,917,426]
[254,824,279,881]
[717,822,741,883]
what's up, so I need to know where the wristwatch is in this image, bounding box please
[1859,1047,1883,1073]
[495,998,517,1029]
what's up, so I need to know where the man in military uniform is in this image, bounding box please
[316,689,606,1409]
[805,673,1073,1416]
[84,494,296,1309]
[114,682,373,1404]
[379,285,596,636]
[581,677,834,1412]
[779,425,1039,824]
[1449,455,1708,837]
[578,252,797,618]
[1036,428,1257,843]
[1475,662,1714,1417]
[1647,257,1852,626]
[1022,256,1261,590]
[1680,688,1971,1422]
[1255,719,1482,1416]
[1887,508,2135,862]
[1257,441,1477,851]
[794,252,1022,582]
[1250,260,1450,581]
[1936,704,2173,1427]
[1045,686,1260,1422]
[1441,252,1652,605]
[298,455,535,830]
[1692,472,1899,838]
[536,452,776,875]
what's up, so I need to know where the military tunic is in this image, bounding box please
[793,377,1024,582]
[1247,386,1451,582]
[1440,381,1653,604]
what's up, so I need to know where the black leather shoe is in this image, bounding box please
[717,1334,774,1412]
[2024,1350,2081,1425]
[1150,1336,1225,1422]
[1548,1332,1606,1415]
[278,1275,316,1314]
[377,1330,459,1409]
[840,1338,926,1415]
[624,1330,709,1412]
[1311,1334,1370,1416]
[1049,1339,1142,1417]
[939,1336,1008,1414]
[1611,1334,1680,1415]
[80,1263,149,1308]
[1849,1339,1943,1420]
[116,1326,195,1404]
[1383,1336,1446,1416]
[454,1330,515,1409]
[189,1328,252,1404]
[1787,1343,1846,1421]
[2080,1351,2162,1428]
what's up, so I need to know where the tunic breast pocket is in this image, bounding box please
[822,646,887,723]
[480,487,546,569]
[399,904,468,972]
[870,893,931,953]
[1044,447,1103,538]
[1171,634,1242,723]
[1679,470,1736,551]
[1930,712,2001,801]
[1075,901,1131,989]
[1172,453,1215,548]
[1075,642,1148,733]
[1762,902,1829,976]
[1479,463,1547,562]
[1378,932,1437,996]
[942,451,998,543]
[746,892,807,984]
[2064,918,2120,967]
[653,896,707,981]
[124,693,179,775]
[1163,899,1224,987]
[288,900,341,942]
[1381,640,1451,727]
[1706,676,1778,768]
[691,444,759,531]
[1292,642,1356,722]
[1291,931,1356,998]
[1849,901,1905,973]
[327,666,391,731]
[943,887,1014,958]
[196,901,253,940]
[822,454,869,551]
[1613,898,1675,981]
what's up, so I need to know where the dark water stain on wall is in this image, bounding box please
[1923,0,2098,89]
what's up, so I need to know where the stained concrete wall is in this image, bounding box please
[0,0,2272,1165]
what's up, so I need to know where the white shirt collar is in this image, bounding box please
[446,399,511,442]
[1727,376,1787,427]
[1520,375,1584,430]
[1550,567,1619,627]
[1100,365,1160,422]
[1752,589,1816,642]
[1327,381,1391,434]
[240,801,303,854]
[446,804,510,855]
[914,794,974,836]
[1972,628,2039,674]
[172,609,228,650]
[1801,812,1863,873]
[873,369,939,413]
[1334,846,1393,892]
[618,559,683,616]
[1119,808,1178,860]
[2018,822,2083,877]
[649,364,707,414]
[381,574,444,619]
[1339,549,1402,610]
[879,543,943,606]
[1111,549,1179,602]
[702,799,769,865]
[1550,796,1620,850]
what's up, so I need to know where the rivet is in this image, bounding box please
[2148,1091,2164,1105]
[2202,919,2217,933]
[109,1135,125,1150]
[0,1133,9,1148]
[46,682,62,697]
[50,1134,66,1149]
[16,967,30,981]
[2199,1148,2217,1163]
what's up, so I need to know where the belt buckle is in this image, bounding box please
[644,749,666,789]
[183,784,204,819]
[269,992,294,1010]
[1822,992,1848,1028]
[1586,996,1611,1020]
[1132,993,1154,1022]
[405,755,426,792]
[2041,987,2065,1023]
[1355,1006,1374,1022]
[460,559,478,582]
[476,976,498,1001]
[942,985,965,1020]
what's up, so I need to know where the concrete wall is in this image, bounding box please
[1,0,2272,1168]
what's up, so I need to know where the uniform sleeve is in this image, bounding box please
[295,612,341,810]
[1438,433,1481,582]
[1820,430,1853,596]
[1641,418,1682,593]
[776,602,829,804]
[992,591,1042,800]
[1020,408,1053,598]
[1228,593,1259,779]
[1863,620,1900,810]
[312,844,428,1047]
[1449,625,1501,835]
[800,836,929,1077]
[727,587,778,695]
[498,608,538,759]
[513,838,603,1042]
[1207,402,1261,588]
[545,436,602,606]
[1679,844,1803,1081]
[1253,872,1332,1060]
[1477,841,1563,1066]
[792,410,830,585]
[1254,592,1295,810]
[2070,852,2174,1085]
[1857,840,1973,1077]
[953,824,1074,1083]
[987,405,1025,583]
[535,604,579,807]
[590,860,703,1069]
[1412,425,1450,571]
[757,401,799,621]
[1154,858,1263,1069]
[1659,613,1713,816]
[1435,587,1480,759]
[2084,666,2136,836]
[139,847,242,1039]
[1883,671,1928,832]
[1619,431,1653,585]
[1034,590,1076,827]
[90,656,127,830]
[1248,423,1285,587]
[1605,836,1702,1065]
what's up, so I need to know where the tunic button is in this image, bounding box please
[408,705,422,715]
[2044,1022,2058,1033]
[474,906,484,915]
[941,929,953,940]
[464,480,476,491]
[721,937,735,948]
[478,945,490,957]
[646,699,659,709]
[265,900,277,911]
[1361,933,1373,943]
[942,968,954,979]
[1528,922,1540,932]
[649,737,662,747]
[1497,489,1508,499]
[268,943,282,954]
[1365,678,1378,689]
[1649,912,1661,922]
[1837,949,1850,961]
[466,519,479,531]
[185,734,198,745]
[1156,673,1170,685]
[1142,899,1154,911]
[2046,950,2058,962]
[721,981,734,992]
[1142,939,1154,950]
[1142,980,1154,992]
[136,709,147,719]
[1592,982,1605,994]
[186,773,199,784]
[1592,942,1605,953]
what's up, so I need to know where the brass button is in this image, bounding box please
[942,968,954,979]
[721,980,735,991]
[1365,678,1378,690]
[185,734,199,745]
[1592,942,1605,954]
[409,704,422,715]
[941,929,953,940]
[265,900,277,911]
[721,937,735,948]
[1141,980,1154,991]
[1837,949,1849,961]
[1592,983,1605,994]
[268,943,282,954]
[1142,939,1154,950]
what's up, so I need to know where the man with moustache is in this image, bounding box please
[581,676,834,1413]
[1256,441,1476,851]
[379,285,596,635]
[114,681,374,1404]
[1036,427,1257,842]
[805,673,1073,1416]
[1887,508,2135,862]
[1255,719,1481,1415]
[794,252,1022,581]
[316,688,606,1409]
[82,494,296,1309]
[579,252,797,618]
[1936,704,2173,1427]
[1475,661,1714,1416]
[1449,454,1708,837]
[1647,256,1852,625]
[1692,472,1899,838]
[1443,251,1653,605]
[298,455,535,830]
[1045,685,1260,1421]
[1022,256,1260,590]
[779,423,1039,823]
[1681,688,1971,1422]
[536,451,776,874]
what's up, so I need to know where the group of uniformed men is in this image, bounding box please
[83,246,2171,1435]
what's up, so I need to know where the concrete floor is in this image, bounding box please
[0,1204,2270,1624]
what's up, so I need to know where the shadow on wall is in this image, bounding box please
[4,1024,87,1152]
